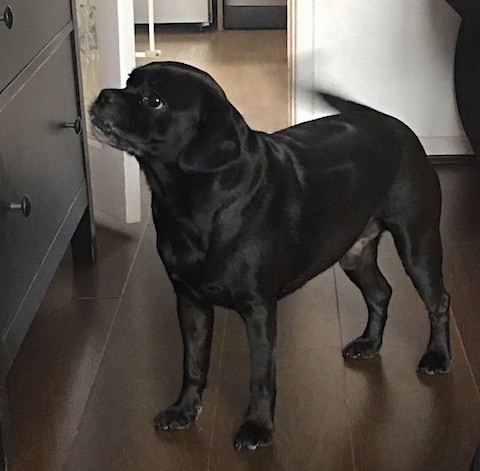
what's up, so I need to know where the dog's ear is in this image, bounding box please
[178,94,243,174]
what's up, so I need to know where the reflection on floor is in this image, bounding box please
[7,29,480,471]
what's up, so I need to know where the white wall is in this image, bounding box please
[292,0,470,155]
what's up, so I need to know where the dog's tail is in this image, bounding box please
[316,91,380,115]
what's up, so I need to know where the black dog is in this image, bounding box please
[90,61,450,451]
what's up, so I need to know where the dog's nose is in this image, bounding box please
[98,89,116,105]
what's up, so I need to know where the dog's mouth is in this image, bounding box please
[91,118,115,143]
[90,107,115,138]
[89,105,129,151]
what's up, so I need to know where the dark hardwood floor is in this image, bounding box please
[6,30,480,470]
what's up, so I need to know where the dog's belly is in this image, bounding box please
[272,175,388,297]
[191,226,376,306]
[278,217,383,297]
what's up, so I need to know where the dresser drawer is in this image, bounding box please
[0,36,86,336]
[0,0,71,92]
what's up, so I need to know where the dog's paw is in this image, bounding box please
[342,337,380,359]
[417,350,451,375]
[154,402,202,431]
[233,420,273,451]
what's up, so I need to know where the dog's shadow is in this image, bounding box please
[343,355,390,420]
[344,354,458,467]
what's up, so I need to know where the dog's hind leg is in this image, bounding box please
[340,220,392,359]
[384,160,451,374]
[387,217,451,375]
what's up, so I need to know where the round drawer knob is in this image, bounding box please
[0,6,14,29]
[64,117,82,134]
[9,195,32,218]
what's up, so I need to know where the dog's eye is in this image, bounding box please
[141,95,164,110]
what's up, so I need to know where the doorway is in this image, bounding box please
[134,7,289,134]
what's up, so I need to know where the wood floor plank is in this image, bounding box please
[63,223,227,471]
[336,252,480,471]
[444,241,480,387]
[209,349,354,471]
[7,297,120,471]
[44,225,144,301]
[436,164,480,392]
[222,268,342,351]
[44,179,151,302]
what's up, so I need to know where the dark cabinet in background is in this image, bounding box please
[0,2,95,469]
[223,0,287,29]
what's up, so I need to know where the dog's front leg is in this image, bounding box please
[234,302,277,451]
[155,288,214,431]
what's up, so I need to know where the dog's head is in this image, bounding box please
[90,61,245,173]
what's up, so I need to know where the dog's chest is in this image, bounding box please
[155,221,258,307]
[155,219,208,274]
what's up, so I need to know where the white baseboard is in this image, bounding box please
[419,136,473,156]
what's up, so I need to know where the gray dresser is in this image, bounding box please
[0,1,95,469]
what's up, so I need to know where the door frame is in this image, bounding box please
[77,0,142,228]
[288,0,315,126]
